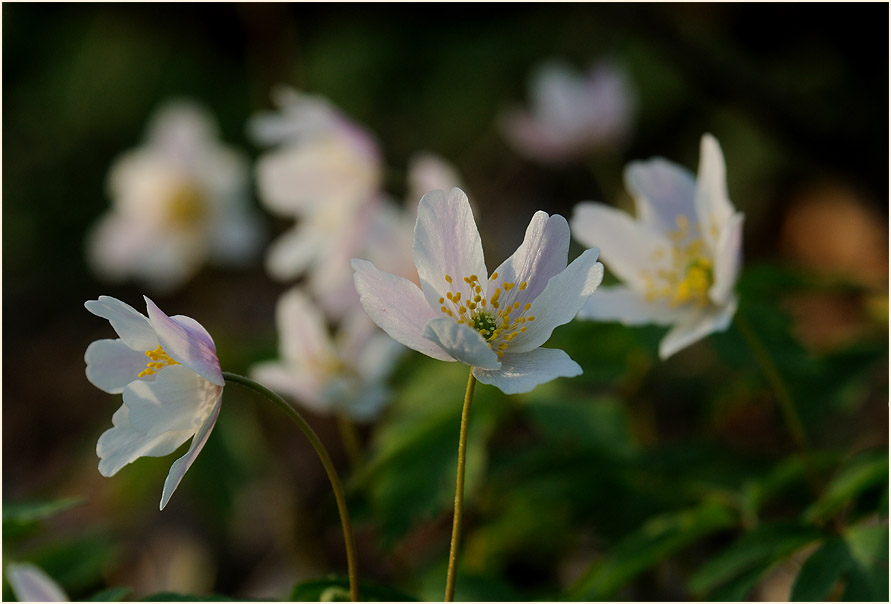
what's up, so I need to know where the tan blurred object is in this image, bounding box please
[780,183,889,351]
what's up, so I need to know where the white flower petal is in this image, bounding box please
[6,563,69,602]
[124,366,219,436]
[276,288,338,366]
[488,211,570,307]
[624,158,697,234]
[250,361,325,411]
[421,317,501,369]
[265,224,323,280]
[97,405,193,477]
[85,296,157,351]
[145,296,224,386]
[413,188,487,311]
[85,339,151,394]
[577,286,688,326]
[160,395,223,510]
[694,134,734,250]
[570,202,671,292]
[352,258,454,361]
[659,300,737,360]
[710,212,745,306]
[473,347,582,394]
[508,247,604,354]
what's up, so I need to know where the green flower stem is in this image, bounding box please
[222,372,360,602]
[445,368,477,602]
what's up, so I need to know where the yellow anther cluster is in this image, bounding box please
[138,345,181,378]
[440,273,536,359]
[166,184,207,229]
[642,215,714,308]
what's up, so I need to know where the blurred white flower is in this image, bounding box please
[500,58,635,164]
[251,288,403,421]
[87,100,264,292]
[5,562,69,602]
[353,188,603,394]
[85,295,225,509]
[249,87,383,282]
[570,134,744,359]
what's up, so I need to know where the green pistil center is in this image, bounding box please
[472,312,498,340]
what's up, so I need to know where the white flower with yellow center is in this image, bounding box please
[86,101,263,292]
[85,295,225,509]
[352,187,604,394]
[570,134,744,359]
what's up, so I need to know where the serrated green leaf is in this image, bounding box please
[289,577,418,601]
[804,450,889,524]
[790,537,850,601]
[570,502,736,600]
[689,521,822,596]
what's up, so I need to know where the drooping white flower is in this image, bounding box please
[570,134,744,359]
[85,295,225,509]
[249,86,382,282]
[250,289,403,421]
[500,58,635,164]
[87,100,264,292]
[352,188,604,394]
[5,563,69,602]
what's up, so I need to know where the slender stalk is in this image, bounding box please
[445,369,477,602]
[223,372,360,602]
[336,412,364,470]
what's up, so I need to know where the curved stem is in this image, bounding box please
[445,368,477,602]
[223,372,359,602]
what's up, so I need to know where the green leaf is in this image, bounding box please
[804,450,889,524]
[790,537,851,601]
[570,502,736,600]
[709,561,773,601]
[289,577,418,601]
[141,593,237,601]
[2,497,83,526]
[85,587,131,601]
[842,521,890,602]
[689,521,822,597]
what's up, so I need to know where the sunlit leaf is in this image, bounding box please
[790,536,850,601]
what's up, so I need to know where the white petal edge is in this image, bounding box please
[97,405,193,477]
[709,212,744,306]
[570,202,672,292]
[160,394,223,510]
[6,563,69,602]
[473,347,582,395]
[85,296,157,351]
[508,247,604,354]
[694,133,735,250]
[624,158,697,234]
[85,339,152,394]
[576,286,689,326]
[413,188,487,312]
[421,317,501,369]
[658,298,738,360]
[123,366,218,436]
[145,296,224,386]
[352,258,454,362]
[275,288,338,366]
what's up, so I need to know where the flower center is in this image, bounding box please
[642,215,714,308]
[138,345,181,378]
[165,183,207,229]
[438,272,536,358]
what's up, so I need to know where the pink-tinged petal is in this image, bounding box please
[160,394,223,510]
[694,134,735,250]
[488,211,570,308]
[422,317,501,369]
[659,300,737,360]
[499,108,578,164]
[352,259,454,361]
[577,286,688,326]
[413,188,487,311]
[624,158,697,234]
[6,563,69,602]
[276,288,338,366]
[124,366,220,436]
[85,296,157,351]
[97,405,193,477]
[145,296,224,386]
[570,202,672,292]
[473,347,582,394]
[85,339,152,394]
[508,248,603,354]
[710,212,744,306]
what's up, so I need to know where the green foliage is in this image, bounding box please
[289,577,418,601]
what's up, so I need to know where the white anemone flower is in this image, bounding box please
[500,58,635,164]
[5,563,69,602]
[570,134,745,359]
[251,289,403,421]
[85,295,225,510]
[352,187,604,395]
[87,100,264,292]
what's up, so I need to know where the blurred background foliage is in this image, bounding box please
[3,2,888,601]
